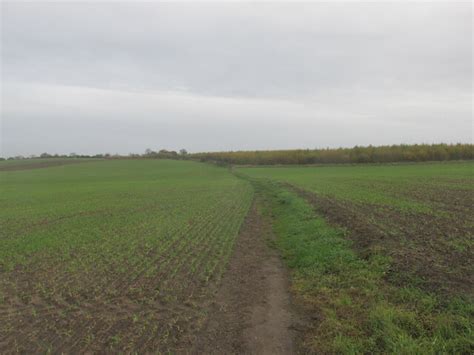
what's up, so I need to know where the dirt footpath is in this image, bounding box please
[193,201,297,354]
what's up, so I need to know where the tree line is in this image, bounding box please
[190,144,474,165]
[0,149,188,161]
[2,144,472,165]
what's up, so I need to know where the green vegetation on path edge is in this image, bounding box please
[249,178,473,354]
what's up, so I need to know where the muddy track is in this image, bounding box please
[193,200,297,354]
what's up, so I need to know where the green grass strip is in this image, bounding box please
[253,179,473,354]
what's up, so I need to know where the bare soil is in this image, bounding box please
[193,201,298,354]
[286,184,474,299]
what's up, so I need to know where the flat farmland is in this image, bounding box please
[0,159,252,352]
[238,162,474,353]
[239,162,474,294]
[1,159,472,353]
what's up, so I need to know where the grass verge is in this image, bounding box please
[253,179,473,354]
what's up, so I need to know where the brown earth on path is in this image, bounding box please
[193,201,299,354]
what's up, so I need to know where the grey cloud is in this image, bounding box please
[1,1,472,156]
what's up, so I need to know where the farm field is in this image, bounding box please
[3,1,473,353]
[238,162,474,353]
[238,162,474,294]
[0,158,95,172]
[0,159,253,352]
[1,158,473,353]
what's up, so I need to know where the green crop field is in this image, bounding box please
[0,159,252,352]
[1,158,473,354]
[238,162,474,353]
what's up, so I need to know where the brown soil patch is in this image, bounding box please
[193,201,298,354]
[286,184,474,299]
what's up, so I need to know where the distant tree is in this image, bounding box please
[69,152,77,158]
[166,149,177,154]
[155,149,178,159]
[179,149,188,156]
[40,152,51,158]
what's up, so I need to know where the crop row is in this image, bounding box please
[0,160,253,352]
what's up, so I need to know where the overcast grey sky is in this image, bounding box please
[1,1,472,156]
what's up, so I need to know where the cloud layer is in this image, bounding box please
[1,2,472,156]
